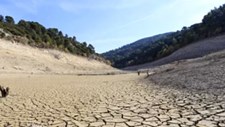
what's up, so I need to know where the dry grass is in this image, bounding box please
[0,39,116,74]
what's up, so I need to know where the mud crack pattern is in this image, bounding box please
[0,74,225,127]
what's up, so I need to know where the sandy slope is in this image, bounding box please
[0,39,115,74]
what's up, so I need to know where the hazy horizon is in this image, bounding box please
[1,0,225,53]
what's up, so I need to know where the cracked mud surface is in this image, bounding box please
[0,73,225,127]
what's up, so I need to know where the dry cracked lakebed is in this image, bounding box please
[0,73,225,127]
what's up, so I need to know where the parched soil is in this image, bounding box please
[0,73,225,127]
[148,48,225,94]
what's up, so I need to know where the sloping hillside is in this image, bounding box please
[102,32,172,68]
[0,39,115,74]
[124,34,225,70]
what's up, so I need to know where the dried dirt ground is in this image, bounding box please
[0,73,225,127]
[1,39,225,127]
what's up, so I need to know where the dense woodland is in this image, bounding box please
[103,4,225,68]
[0,15,96,57]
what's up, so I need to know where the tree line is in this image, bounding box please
[0,15,95,57]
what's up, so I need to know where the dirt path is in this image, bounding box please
[0,73,225,127]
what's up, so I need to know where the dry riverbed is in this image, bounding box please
[0,73,225,127]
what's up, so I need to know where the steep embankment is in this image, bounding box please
[0,39,115,74]
[125,34,225,70]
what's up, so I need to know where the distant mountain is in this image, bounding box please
[103,4,225,68]
[102,32,173,68]
[124,34,225,70]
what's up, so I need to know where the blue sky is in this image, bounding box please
[1,0,225,53]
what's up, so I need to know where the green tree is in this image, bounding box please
[58,31,63,37]
[0,15,4,22]
[88,44,95,53]
[82,42,87,47]
[18,20,28,27]
[5,16,15,24]
[72,36,76,42]
[43,34,51,43]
